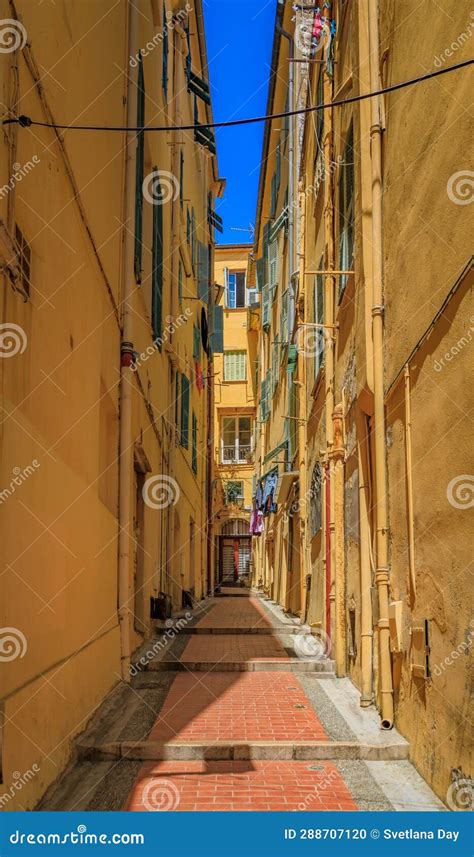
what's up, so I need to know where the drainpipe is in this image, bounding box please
[118,0,139,681]
[368,0,394,728]
[297,183,308,619]
[404,366,416,606]
[332,403,346,676]
[358,434,374,706]
[322,62,336,644]
[278,25,296,335]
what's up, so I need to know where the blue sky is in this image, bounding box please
[203,0,276,245]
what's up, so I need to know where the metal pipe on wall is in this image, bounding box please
[368,0,394,728]
[118,0,139,680]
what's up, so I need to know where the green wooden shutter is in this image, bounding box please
[193,324,201,360]
[134,57,145,283]
[162,2,168,99]
[256,257,264,292]
[180,374,190,448]
[262,283,270,330]
[197,241,209,301]
[260,376,268,422]
[315,273,324,374]
[175,372,180,427]
[224,351,246,381]
[269,239,278,295]
[211,304,224,353]
[151,170,164,343]
[192,412,198,474]
[272,337,279,395]
[280,288,288,344]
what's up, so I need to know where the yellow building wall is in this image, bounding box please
[213,246,256,539]
[0,0,216,808]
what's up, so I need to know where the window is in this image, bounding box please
[151,169,164,342]
[192,412,198,474]
[224,350,246,382]
[310,462,323,536]
[268,239,278,293]
[338,124,355,300]
[162,2,168,99]
[226,270,246,308]
[180,374,190,448]
[280,288,288,344]
[221,416,252,464]
[15,225,31,297]
[225,480,244,505]
[134,57,145,283]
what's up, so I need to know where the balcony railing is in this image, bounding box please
[221,444,252,465]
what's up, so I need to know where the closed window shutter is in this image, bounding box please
[269,239,278,293]
[262,283,270,330]
[256,257,265,292]
[224,351,246,382]
[211,304,224,353]
[151,170,164,342]
[198,241,209,300]
[134,58,145,283]
[315,272,324,374]
[193,325,201,360]
[272,337,279,395]
[339,123,355,299]
[175,372,180,426]
[180,374,190,448]
[280,288,288,343]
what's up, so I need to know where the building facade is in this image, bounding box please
[0,0,221,808]
[212,244,257,586]
[252,0,472,802]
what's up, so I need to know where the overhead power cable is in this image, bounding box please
[1,59,472,134]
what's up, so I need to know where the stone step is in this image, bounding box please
[146,659,336,673]
[76,739,409,763]
[155,625,303,635]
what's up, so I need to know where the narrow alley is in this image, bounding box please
[39,589,443,812]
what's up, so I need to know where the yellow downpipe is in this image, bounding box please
[404,366,417,606]
[332,404,346,676]
[118,0,139,680]
[368,0,394,728]
[298,186,309,619]
[322,65,336,645]
[358,435,374,706]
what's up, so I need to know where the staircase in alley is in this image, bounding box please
[38,590,444,812]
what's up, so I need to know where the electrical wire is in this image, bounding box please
[1,59,472,133]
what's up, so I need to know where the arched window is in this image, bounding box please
[221,519,249,536]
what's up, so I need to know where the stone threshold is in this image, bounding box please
[146,659,336,673]
[76,739,409,762]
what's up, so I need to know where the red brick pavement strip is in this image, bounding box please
[148,672,328,743]
[195,596,273,630]
[180,634,289,663]
[125,760,358,811]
